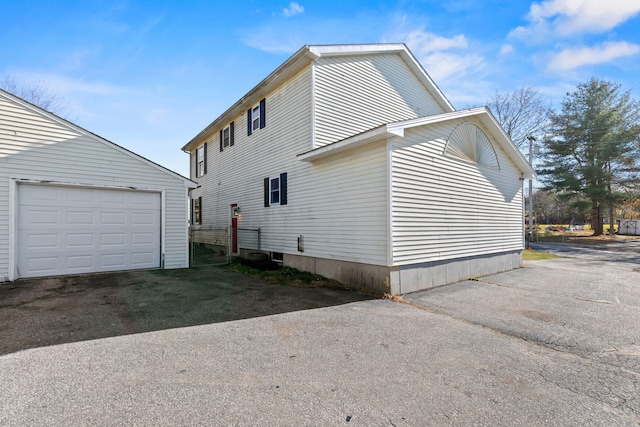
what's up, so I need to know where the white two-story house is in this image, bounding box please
[182,44,534,295]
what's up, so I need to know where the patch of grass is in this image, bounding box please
[522,249,560,260]
[225,259,342,288]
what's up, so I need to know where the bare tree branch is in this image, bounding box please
[487,86,551,148]
[0,74,68,117]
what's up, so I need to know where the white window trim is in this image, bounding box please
[196,145,205,177]
[252,104,261,132]
[270,177,280,205]
[193,197,201,224]
[222,125,231,148]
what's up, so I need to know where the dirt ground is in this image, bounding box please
[0,266,375,355]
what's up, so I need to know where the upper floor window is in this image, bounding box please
[252,105,261,131]
[196,144,207,177]
[247,98,266,136]
[220,122,235,152]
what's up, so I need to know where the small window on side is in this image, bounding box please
[222,126,230,148]
[196,145,206,177]
[252,104,261,132]
[192,197,202,225]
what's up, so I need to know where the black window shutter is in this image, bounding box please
[280,172,287,205]
[264,178,270,207]
[247,108,253,136]
[203,143,207,175]
[230,121,235,146]
[198,196,202,224]
[219,130,223,152]
[259,98,266,129]
[191,198,195,224]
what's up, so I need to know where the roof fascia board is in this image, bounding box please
[309,44,455,113]
[0,89,196,188]
[183,43,457,152]
[393,107,534,178]
[297,125,401,162]
[298,106,535,179]
[396,45,455,113]
[308,43,407,57]
[476,107,536,179]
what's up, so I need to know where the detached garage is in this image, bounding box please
[0,88,196,282]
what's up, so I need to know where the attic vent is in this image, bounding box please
[445,122,499,169]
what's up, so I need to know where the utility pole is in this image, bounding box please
[526,136,536,248]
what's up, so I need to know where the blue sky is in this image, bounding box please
[2,0,639,176]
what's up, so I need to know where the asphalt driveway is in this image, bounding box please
[2,245,639,425]
[0,266,375,355]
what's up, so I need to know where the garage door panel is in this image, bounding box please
[66,188,95,203]
[18,185,161,278]
[99,191,126,205]
[132,252,154,265]
[26,234,59,249]
[67,233,95,248]
[67,211,95,225]
[101,233,126,246]
[131,191,159,206]
[25,209,60,226]
[26,256,59,272]
[132,212,156,225]
[101,253,126,268]
[24,186,60,202]
[67,255,94,269]
[101,212,126,225]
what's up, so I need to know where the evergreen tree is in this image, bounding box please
[540,79,640,235]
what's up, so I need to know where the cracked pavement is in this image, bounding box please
[2,244,639,426]
[405,243,640,424]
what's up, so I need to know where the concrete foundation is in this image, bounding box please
[284,251,523,295]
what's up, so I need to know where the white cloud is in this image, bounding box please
[242,30,303,53]
[403,28,468,54]
[392,27,483,83]
[420,51,484,82]
[283,2,304,17]
[6,70,125,96]
[511,0,640,39]
[547,41,640,71]
[499,44,514,56]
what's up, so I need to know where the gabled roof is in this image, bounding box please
[297,107,536,180]
[181,43,454,152]
[0,88,196,188]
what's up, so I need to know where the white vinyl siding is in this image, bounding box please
[191,65,314,248]
[0,177,8,279]
[314,53,445,148]
[289,141,389,264]
[0,93,191,281]
[391,121,524,265]
[191,65,389,265]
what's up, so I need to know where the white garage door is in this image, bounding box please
[18,184,161,278]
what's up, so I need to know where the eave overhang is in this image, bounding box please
[182,43,455,153]
[297,107,536,180]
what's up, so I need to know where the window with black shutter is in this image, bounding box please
[219,122,235,151]
[192,196,202,224]
[196,144,207,177]
[248,98,266,135]
[264,172,287,207]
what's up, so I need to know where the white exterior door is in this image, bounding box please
[17,184,161,278]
